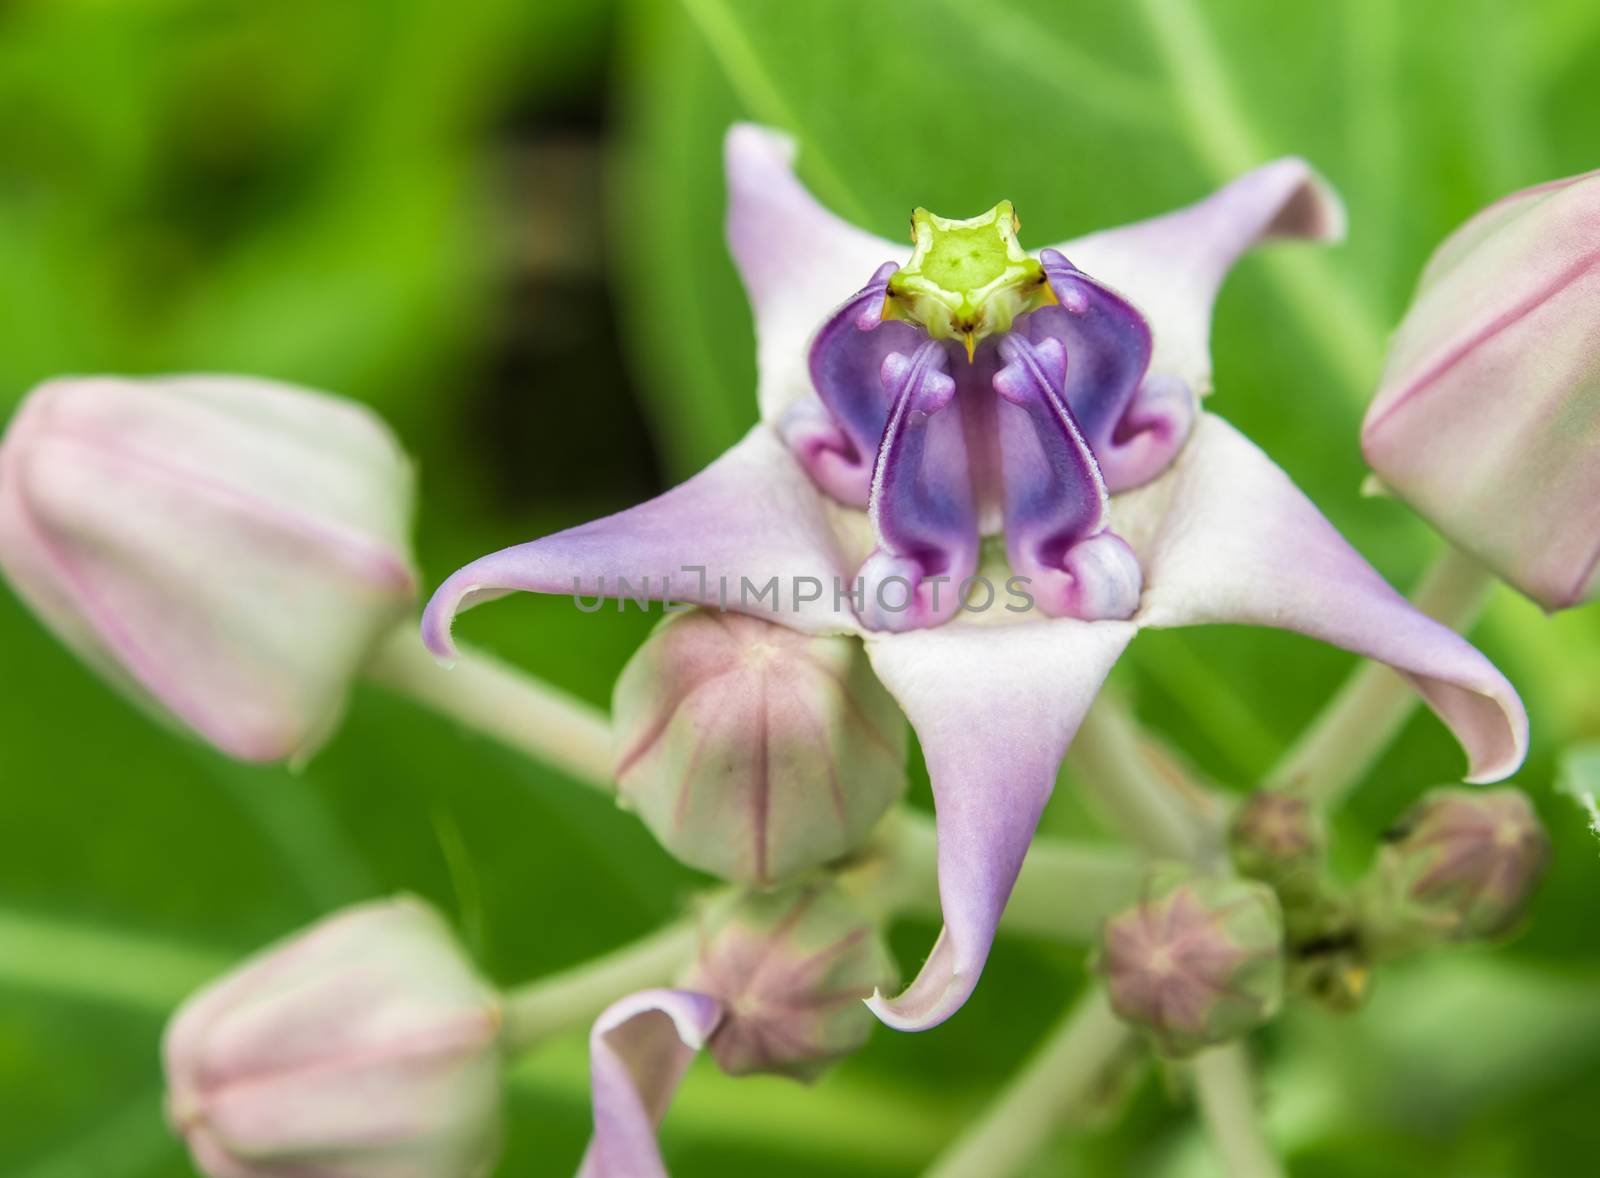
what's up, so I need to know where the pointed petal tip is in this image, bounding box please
[1461,676,1530,785]
[862,974,968,1033]
[419,579,466,663]
[725,121,796,168]
[860,934,972,1032]
[1264,156,1348,245]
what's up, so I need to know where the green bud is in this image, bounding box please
[1360,787,1550,954]
[612,609,907,887]
[1096,866,1285,1057]
[1229,789,1325,888]
[883,202,1054,359]
[681,883,896,1082]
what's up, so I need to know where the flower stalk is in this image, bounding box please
[1191,1044,1285,1178]
[921,987,1133,1178]
[1068,695,1217,861]
[500,919,701,1053]
[366,624,615,792]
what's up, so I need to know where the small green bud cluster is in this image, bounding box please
[1358,787,1550,956]
[1224,785,1549,1012]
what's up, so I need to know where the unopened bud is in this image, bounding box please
[1097,867,1284,1057]
[163,897,503,1178]
[680,883,895,1082]
[0,376,417,762]
[612,609,907,886]
[1229,790,1325,887]
[1360,787,1550,953]
[1362,170,1600,610]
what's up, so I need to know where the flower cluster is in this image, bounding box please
[3,124,1589,1178]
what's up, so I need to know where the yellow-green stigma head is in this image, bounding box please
[883,201,1055,361]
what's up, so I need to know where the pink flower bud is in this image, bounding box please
[1362,170,1600,610]
[1229,790,1325,884]
[611,609,907,886]
[680,883,895,1082]
[0,375,417,761]
[1360,787,1550,952]
[1097,867,1285,1057]
[163,897,503,1178]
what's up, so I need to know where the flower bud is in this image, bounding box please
[611,609,907,886]
[1362,170,1600,610]
[1229,789,1325,887]
[0,375,417,762]
[1360,787,1550,953]
[1096,867,1284,1057]
[680,882,895,1082]
[163,897,503,1178]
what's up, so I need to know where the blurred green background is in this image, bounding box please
[3,1,1600,1174]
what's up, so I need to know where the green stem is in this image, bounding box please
[1268,545,1495,804]
[1068,696,1216,862]
[500,918,701,1053]
[365,625,615,792]
[1192,1044,1285,1178]
[853,810,1143,941]
[0,906,228,1012]
[921,987,1132,1178]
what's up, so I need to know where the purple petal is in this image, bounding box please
[422,428,859,660]
[1126,414,1527,782]
[1055,159,1345,395]
[780,262,923,507]
[578,989,723,1178]
[861,619,1137,1029]
[1027,253,1194,492]
[725,125,904,425]
[992,334,1142,620]
[857,342,979,631]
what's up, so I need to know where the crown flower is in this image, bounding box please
[420,124,1527,1031]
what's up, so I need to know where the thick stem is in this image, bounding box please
[500,918,700,1053]
[1268,545,1494,804]
[1068,696,1215,862]
[922,988,1132,1178]
[365,624,615,792]
[853,811,1143,941]
[1192,1045,1285,1178]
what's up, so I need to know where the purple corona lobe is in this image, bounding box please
[993,333,1141,621]
[1033,250,1194,493]
[858,340,977,631]
[782,262,921,507]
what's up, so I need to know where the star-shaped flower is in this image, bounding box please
[423,124,1526,1031]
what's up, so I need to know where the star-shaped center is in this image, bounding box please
[883,200,1055,360]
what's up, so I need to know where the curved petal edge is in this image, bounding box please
[1130,414,1527,783]
[862,619,1136,1030]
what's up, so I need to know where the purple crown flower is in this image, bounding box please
[420,124,1527,1031]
